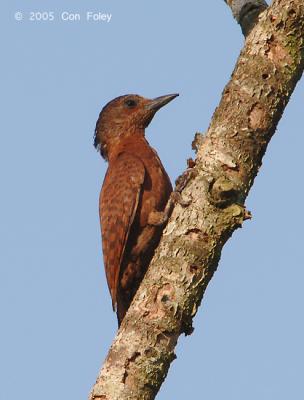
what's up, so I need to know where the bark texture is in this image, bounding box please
[90,1,304,399]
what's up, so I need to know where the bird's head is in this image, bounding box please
[94,93,178,160]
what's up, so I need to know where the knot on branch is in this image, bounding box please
[209,176,241,207]
[223,204,252,227]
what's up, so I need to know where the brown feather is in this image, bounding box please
[100,152,145,308]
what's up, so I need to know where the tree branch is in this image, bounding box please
[224,0,268,35]
[90,0,304,398]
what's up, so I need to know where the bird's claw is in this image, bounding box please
[147,210,169,226]
[170,191,191,207]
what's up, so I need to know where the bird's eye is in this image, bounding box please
[125,99,137,108]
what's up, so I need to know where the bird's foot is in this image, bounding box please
[175,159,197,193]
[147,190,191,227]
[148,158,196,227]
[170,191,191,207]
[147,210,169,226]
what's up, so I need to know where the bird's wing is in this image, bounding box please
[99,152,145,309]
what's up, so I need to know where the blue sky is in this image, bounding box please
[1,1,303,399]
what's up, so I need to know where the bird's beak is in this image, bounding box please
[145,93,179,111]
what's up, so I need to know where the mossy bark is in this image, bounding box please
[89,1,304,399]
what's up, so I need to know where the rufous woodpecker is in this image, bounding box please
[94,93,178,325]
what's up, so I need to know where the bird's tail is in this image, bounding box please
[116,298,127,327]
